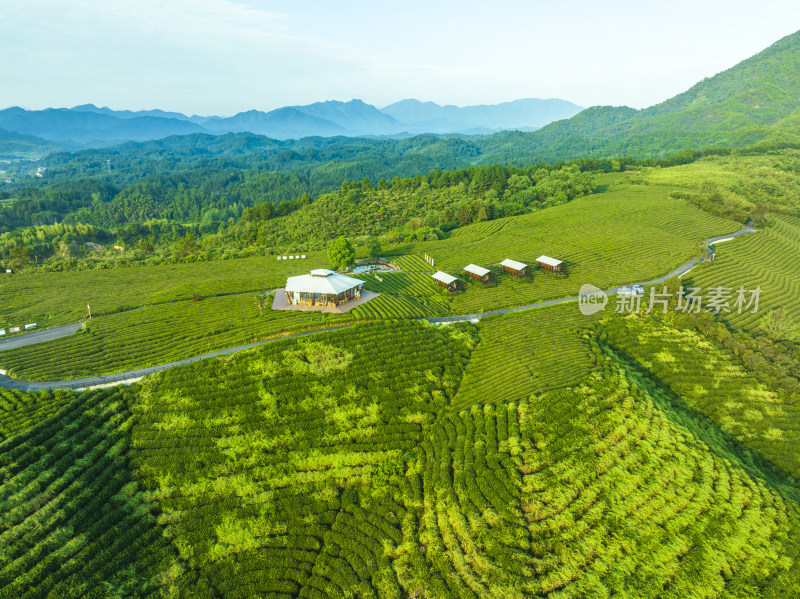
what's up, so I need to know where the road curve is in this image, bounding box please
[0,326,352,391]
[0,224,757,390]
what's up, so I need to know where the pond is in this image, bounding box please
[352,263,396,274]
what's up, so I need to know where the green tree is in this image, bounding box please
[327,236,355,270]
[7,246,31,271]
[173,233,199,258]
[694,237,709,260]
[439,207,454,226]
[759,308,799,342]
[366,236,382,258]
[454,205,472,228]
[254,292,269,317]
[750,202,768,227]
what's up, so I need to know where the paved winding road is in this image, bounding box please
[0,326,351,392]
[0,223,757,390]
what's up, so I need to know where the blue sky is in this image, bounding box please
[2,0,800,115]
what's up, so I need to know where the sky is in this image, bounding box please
[2,0,800,115]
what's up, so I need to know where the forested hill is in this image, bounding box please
[0,162,595,271]
[35,133,483,188]
[480,28,800,163]
[0,128,62,159]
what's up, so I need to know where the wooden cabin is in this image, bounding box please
[432,271,460,292]
[536,255,564,274]
[499,258,530,277]
[464,264,491,283]
[284,269,364,307]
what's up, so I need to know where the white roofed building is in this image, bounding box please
[463,264,491,282]
[284,269,364,307]
[432,271,460,291]
[499,259,530,277]
[535,255,564,273]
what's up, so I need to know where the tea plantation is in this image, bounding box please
[686,215,800,332]
[0,181,740,382]
[3,163,800,597]
[4,319,800,596]
[452,304,599,411]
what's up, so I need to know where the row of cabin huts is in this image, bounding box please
[432,255,565,291]
[501,256,565,276]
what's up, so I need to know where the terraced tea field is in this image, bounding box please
[602,314,800,478]
[0,386,189,597]
[414,183,740,314]
[350,254,450,319]
[129,321,476,597]
[452,303,599,410]
[0,250,331,329]
[0,293,349,381]
[686,215,800,332]
[0,388,71,441]
[418,364,800,596]
[4,318,800,596]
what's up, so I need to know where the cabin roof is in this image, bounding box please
[464,264,491,277]
[536,255,563,268]
[432,271,459,285]
[310,268,337,277]
[500,258,528,271]
[285,271,363,294]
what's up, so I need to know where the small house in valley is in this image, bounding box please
[284,269,364,307]
[432,271,460,291]
[464,264,491,283]
[500,259,530,277]
[536,255,564,273]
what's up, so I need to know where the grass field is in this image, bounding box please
[3,319,800,595]
[0,250,331,329]
[452,303,599,410]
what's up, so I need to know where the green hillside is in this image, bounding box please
[4,318,800,596]
[4,28,800,596]
[0,177,738,381]
[0,128,61,159]
[480,29,800,163]
[0,386,193,597]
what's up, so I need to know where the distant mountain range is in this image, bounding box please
[0,98,584,151]
[5,27,800,164]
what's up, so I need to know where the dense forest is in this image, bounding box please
[1,140,792,273]
[0,161,596,271]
